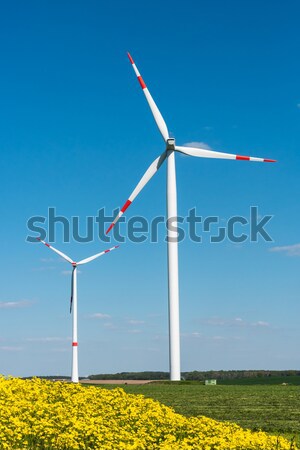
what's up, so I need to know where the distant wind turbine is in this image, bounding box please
[37,238,118,382]
[106,52,276,381]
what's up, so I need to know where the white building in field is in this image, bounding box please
[205,379,217,385]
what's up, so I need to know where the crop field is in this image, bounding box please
[99,383,300,441]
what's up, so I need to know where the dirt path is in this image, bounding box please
[80,379,155,385]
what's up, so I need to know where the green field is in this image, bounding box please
[218,376,300,385]
[98,383,300,442]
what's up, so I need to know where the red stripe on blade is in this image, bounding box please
[106,223,115,235]
[104,249,110,253]
[138,76,146,89]
[264,159,276,163]
[121,199,132,213]
[236,155,250,161]
[45,243,50,247]
[127,52,134,64]
[72,342,78,347]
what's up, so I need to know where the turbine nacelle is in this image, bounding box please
[36,238,119,313]
[166,138,175,151]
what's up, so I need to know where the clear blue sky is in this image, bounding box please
[0,0,299,377]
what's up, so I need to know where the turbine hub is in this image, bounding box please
[72,262,77,267]
[166,138,175,151]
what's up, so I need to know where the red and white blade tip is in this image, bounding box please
[235,155,276,163]
[106,199,132,234]
[36,237,50,247]
[127,52,134,64]
[105,245,120,253]
[106,224,114,235]
[127,52,147,90]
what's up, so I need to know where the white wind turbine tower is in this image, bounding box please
[37,238,118,383]
[106,52,276,381]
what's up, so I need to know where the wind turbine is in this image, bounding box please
[106,53,276,381]
[37,238,118,382]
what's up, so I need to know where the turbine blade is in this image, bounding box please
[128,52,169,142]
[175,146,276,163]
[106,152,166,234]
[70,267,75,314]
[36,238,74,264]
[77,245,119,265]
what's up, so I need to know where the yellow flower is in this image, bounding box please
[0,376,295,449]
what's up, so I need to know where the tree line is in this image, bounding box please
[88,370,300,381]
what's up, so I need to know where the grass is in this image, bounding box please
[218,376,300,385]
[96,383,300,443]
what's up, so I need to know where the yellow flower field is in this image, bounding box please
[0,376,296,449]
